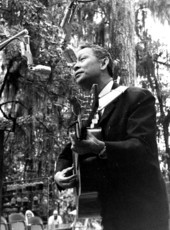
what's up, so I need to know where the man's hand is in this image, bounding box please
[70,130,105,155]
[54,166,77,189]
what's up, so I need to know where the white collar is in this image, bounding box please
[98,80,114,98]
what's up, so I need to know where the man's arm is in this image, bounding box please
[55,143,77,189]
[104,88,157,168]
[58,216,63,224]
[56,143,72,172]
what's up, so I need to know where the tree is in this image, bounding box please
[110,0,136,85]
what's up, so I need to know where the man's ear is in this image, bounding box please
[100,57,109,70]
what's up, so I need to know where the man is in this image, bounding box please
[48,210,63,230]
[54,44,169,230]
[25,210,34,226]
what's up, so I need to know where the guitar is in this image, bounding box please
[60,1,102,219]
[70,84,102,219]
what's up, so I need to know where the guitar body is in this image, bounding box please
[78,191,100,218]
[73,128,103,218]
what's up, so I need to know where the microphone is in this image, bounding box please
[21,32,51,74]
[63,47,77,63]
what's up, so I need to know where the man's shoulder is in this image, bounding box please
[58,215,63,222]
[48,215,54,222]
[116,86,155,108]
[126,86,152,94]
[125,86,154,99]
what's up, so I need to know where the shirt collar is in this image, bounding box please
[99,80,114,98]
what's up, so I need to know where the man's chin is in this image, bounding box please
[75,76,83,85]
[77,80,92,91]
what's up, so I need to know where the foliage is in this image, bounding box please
[135,4,170,178]
[0,0,115,182]
[0,0,80,217]
[136,0,170,24]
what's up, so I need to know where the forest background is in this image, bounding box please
[0,0,170,227]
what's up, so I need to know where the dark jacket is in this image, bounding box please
[56,84,169,230]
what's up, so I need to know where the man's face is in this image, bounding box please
[73,47,101,90]
[27,213,32,219]
[54,214,57,220]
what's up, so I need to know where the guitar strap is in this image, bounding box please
[90,86,128,127]
[98,85,128,112]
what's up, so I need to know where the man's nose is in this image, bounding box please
[73,62,80,71]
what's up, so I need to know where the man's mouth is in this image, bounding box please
[75,71,83,79]
[75,73,81,79]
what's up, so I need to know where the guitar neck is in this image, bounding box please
[71,84,101,219]
[76,84,99,139]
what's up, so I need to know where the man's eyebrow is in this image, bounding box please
[78,54,88,59]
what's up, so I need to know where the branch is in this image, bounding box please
[154,60,170,68]
[0,107,9,120]
[35,117,51,133]
[0,100,26,108]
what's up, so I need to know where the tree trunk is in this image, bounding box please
[0,130,4,218]
[110,0,136,86]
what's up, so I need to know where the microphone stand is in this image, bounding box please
[0,29,28,51]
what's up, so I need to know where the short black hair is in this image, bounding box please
[78,43,114,77]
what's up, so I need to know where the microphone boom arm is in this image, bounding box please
[0,29,29,51]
